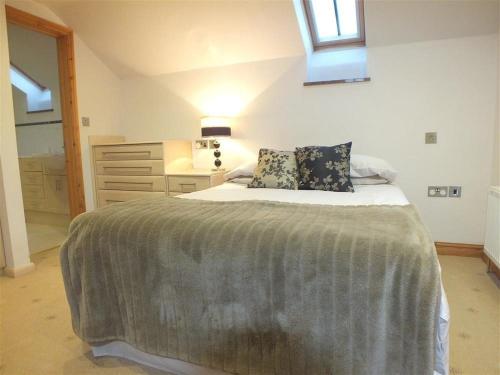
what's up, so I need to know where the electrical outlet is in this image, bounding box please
[448,186,462,198]
[81,117,90,127]
[428,186,448,197]
[425,132,437,144]
[194,140,208,149]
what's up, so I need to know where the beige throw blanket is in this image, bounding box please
[60,197,440,375]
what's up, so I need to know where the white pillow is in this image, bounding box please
[224,160,257,180]
[351,176,389,185]
[228,177,253,185]
[350,154,397,182]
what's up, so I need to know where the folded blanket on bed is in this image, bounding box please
[60,197,440,375]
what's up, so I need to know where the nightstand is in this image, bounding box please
[166,170,224,196]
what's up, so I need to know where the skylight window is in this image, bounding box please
[10,63,53,113]
[303,0,365,50]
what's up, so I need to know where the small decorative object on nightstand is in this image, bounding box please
[166,170,224,196]
[201,116,231,171]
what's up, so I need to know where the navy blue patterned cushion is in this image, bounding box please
[296,142,354,192]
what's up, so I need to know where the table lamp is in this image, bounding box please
[201,117,231,171]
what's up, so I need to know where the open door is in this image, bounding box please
[6,5,85,218]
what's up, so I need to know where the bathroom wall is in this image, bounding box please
[8,23,64,156]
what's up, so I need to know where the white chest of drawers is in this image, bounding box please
[92,141,192,208]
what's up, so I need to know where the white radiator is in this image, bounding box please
[484,186,500,267]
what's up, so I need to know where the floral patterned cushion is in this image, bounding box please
[296,142,354,192]
[248,149,298,190]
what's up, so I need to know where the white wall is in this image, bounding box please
[494,9,500,187]
[0,0,31,270]
[120,34,497,245]
[15,122,64,156]
[8,23,61,123]
[73,33,123,210]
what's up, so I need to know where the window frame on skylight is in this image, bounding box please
[303,0,365,50]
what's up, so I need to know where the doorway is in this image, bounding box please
[5,6,85,252]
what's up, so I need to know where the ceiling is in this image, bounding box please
[365,0,498,47]
[38,0,305,78]
[36,0,498,79]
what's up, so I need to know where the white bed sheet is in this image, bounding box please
[93,183,449,375]
[179,182,410,206]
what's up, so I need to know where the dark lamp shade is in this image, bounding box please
[201,126,231,138]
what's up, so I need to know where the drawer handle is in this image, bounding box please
[104,182,154,190]
[102,167,153,174]
[102,151,151,159]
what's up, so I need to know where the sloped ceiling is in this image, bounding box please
[36,0,498,79]
[365,0,498,47]
[37,0,305,78]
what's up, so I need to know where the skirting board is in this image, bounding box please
[4,262,36,277]
[435,242,483,257]
[482,252,500,279]
[435,242,499,280]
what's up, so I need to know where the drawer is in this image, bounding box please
[22,184,45,200]
[96,175,166,192]
[20,158,43,172]
[43,155,67,176]
[97,190,165,208]
[94,143,163,161]
[167,176,211,194]
[23,199,47,211]
[21,171,44,185]
[95,160,165,176]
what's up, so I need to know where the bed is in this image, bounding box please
[61,182,449,375]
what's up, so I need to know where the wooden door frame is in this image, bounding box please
[5,5,86,217]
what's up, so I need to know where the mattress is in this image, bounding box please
[92,183,449,375]
[179,182,410,206]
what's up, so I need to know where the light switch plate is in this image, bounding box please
[448,186,462,198]
[425,132,437,144]
[81,117,90,127]
[428,186,448,197]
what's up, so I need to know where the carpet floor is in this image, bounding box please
[0,248,498,375]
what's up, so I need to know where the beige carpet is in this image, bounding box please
[439,256,500,375]
[0,249,498,375]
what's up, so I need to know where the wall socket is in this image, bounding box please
[194,140,208,149]
[428,186,448,197]
[81,116,90,127]
[425,132,437,144]
[428,186,462,198]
